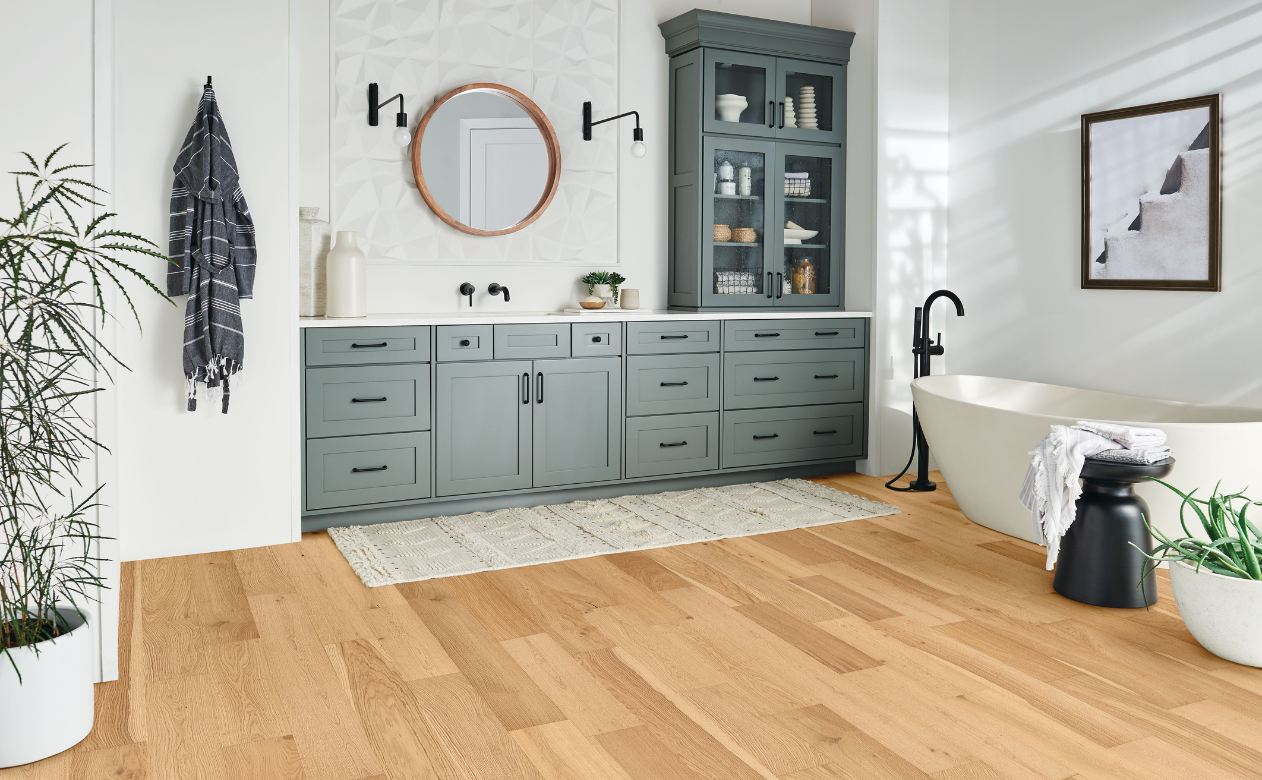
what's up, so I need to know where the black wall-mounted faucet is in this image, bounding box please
[488,283,510,302]
[459,282,475,307]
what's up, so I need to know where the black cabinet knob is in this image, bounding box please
[593,336,602,343]
[460,339,470,347]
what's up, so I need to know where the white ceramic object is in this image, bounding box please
[1170,562,1262,667]
[298,207,331,317]
[716,94,748,123]
[718,181,737,196]
[737,166,752,196]
[0,608,94,768]
[579,295,606,310]
[325,230,367,318]
[593,283,613,307]
[619,288,640,310]
[911,375,1262,544]
[784,228,819,241]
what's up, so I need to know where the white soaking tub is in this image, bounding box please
[911,375,1262,543]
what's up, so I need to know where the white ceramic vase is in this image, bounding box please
[298,207,331,317]
[0,608,94,768]
[716,94,748,123]
[620,288,640,310]
[325,231,367,318]
[1170,561,1262,667]
[593,283,613,307]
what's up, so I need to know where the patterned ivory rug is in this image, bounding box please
[329,479,900,588]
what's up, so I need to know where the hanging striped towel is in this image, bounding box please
[167,84,256,413]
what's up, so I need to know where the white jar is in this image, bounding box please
[593,283,613,307]
[325,231,367,318]
[737,166,752,196]
[619,288,640,310]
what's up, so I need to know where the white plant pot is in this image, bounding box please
[0,608,95,767]
[716,94,748,123]
[325,230,367,318]
[1170,561,1262,667]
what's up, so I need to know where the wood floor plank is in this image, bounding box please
[142,618,206,681]
[734,601,882,675]
[231,545,295,597]
[642,546,763,606]
[510,721,629,780]
[604,551,692,592]
[501,633,641,736]
[583,604,732,693]
[69,743,147,780]
[562,555,690,624]
[1109,736,1250,780]
[593,726,710,780]
[361,606,461,681]
[789,574,901,621]
[442,573,546,642]
[145,675,227,780]
[189,551,259,645]
[683,684,827,774]
[483,567,616,654]
[773,704,934,780]
[813,617,989,699]
[673,542,847,623]
[204,639,291,747]
[271,541,377,646]
[77,559,145,751]
[222,736,307,780]
[398,581,567,732]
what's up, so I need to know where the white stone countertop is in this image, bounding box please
[299,309,874,328]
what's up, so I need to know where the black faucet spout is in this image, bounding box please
[488,283,510,302]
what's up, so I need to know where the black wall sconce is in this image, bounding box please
[368,83,411,147]
[582,101,646,158]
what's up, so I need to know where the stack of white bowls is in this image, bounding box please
[783,96,797,128]
[798,86,817,129]
[716,94,748,123]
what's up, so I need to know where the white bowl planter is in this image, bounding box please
[1170,561,1262,667]
[0,608,95,767]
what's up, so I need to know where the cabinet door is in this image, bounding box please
[774,142,844,307]
[533,358,621,488]
[703,49,776,139]
[775,58,846,145]
[702,136,774,307]
[436,361,533,496]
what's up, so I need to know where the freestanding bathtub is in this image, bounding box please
[911,375,1262,544]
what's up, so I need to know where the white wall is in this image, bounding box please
[111,0,299,561]
[949,0,1262,408]
[299,0,812,315]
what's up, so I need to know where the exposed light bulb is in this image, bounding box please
[393,126,411,147]
[630,140,646,158]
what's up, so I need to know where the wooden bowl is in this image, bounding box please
[580,297,606,309]
[713,224,732,242]
[732,227,758,243]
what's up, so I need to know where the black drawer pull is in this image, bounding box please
[660,381,689,387]
[753,376,779,382]
[814,374,839,380]
[659,334,689,340]
[459,339,471,347]
[350,342,387,349]
[754,332,780,338]
[815,331,839,336]
[753,434,779,440]
[814,429,838,436]
[522,372,530,404]
[537,372,544,403]
[352,465,388,473]
[660,441,688,448]
[592,336,602,343]
[351,397,388,403]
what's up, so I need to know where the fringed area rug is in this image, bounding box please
[329,479,900,588]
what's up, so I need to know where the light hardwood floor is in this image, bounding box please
[8,472,1262,780]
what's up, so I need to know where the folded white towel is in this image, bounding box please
[1074,420,1166,450]
[1019,426,1119,570]
[784,172,809,179]
[1088,447,1172,465]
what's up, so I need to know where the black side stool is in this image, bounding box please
[1053,457,1174,609]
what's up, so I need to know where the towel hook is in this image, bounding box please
[205,75,212,88]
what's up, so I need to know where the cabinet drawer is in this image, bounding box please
[625,412,719,478]
[627,321,721,354]
[722,404,863,468]
[437,325,493,361]
[306,432,431,510]
[305,364,430,438]
[305,326,430,366]
[571,322,623,357]
[723,319,865,351]
[626,354,720,416]
[495,324,571,359]
[724,349,864,409]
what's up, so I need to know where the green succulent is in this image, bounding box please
[579,271,627,302]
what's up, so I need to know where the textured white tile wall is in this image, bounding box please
[332,0,619,264]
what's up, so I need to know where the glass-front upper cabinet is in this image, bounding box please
[702,137,771,306]
[775,59,846,145]
[772,142,844,307]
[703,51,777,138]
[703,51,846,144]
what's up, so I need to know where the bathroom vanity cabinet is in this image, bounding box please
[300,313,870,528]
[660,10,854,310]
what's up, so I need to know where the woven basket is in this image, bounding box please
[715,271,758,295]
[732,227,758,243]
[713,224,732,242]
[784,177,811,197]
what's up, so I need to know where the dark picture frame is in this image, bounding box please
[1081,94,1221,291]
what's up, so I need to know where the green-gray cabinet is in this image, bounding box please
[626,353,721,416]
[625,412,720,478]
[723,348,864,410]
[660,10,854,311]
[533,358,622,488]
[722,403,864,468]
[306,431,431,510]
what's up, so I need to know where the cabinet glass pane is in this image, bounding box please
[781,154,832,297]
[712,148,766,297]
[782,68,833,133]
[713,60,768,128]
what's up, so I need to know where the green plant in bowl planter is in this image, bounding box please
[579,271,627,303]
[1133,479,1262,667]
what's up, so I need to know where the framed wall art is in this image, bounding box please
[1081,94,1221,291]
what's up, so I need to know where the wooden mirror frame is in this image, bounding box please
[410,83,562,237]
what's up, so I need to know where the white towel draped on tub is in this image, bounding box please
[1019,422,1168,570]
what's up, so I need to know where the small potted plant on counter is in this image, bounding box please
[1136,480,1262,667]
[580,271,626,306]
[0,148,169,767]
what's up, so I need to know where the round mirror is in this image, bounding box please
[411,84,561,236]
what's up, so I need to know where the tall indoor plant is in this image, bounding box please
[0,148,168,767]
[1137,480,1262,667]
